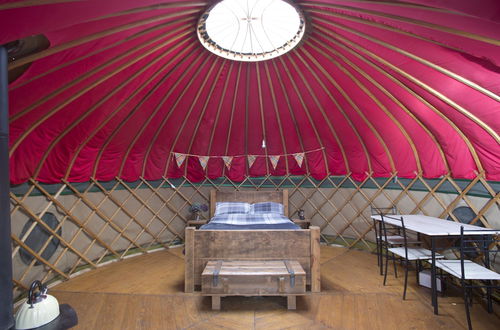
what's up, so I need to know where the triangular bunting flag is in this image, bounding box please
[174,153,186,168]
[269,155,280,170]
[293,152,305,168]
[222,156,233,170]
[198,156,210,170]
[247,155,257,169]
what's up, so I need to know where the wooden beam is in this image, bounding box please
[310,226,321,292]
[115,177,183,240]
[30,179,121,258]
[92,179,168,251]
[11,235,68,280]
[62,180,145,253]
[10,193,98,267]
[184,227,195,293]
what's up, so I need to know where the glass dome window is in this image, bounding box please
[197,0,306,62]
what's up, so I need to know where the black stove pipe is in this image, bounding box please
[0,46,14,330]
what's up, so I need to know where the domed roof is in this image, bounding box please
[1,0,499,184]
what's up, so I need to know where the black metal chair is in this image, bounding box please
[435,227,500,330]
[372,206,396,274]
[381,215,444,300]
[371,206,420,276]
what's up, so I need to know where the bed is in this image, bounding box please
[184,190,320,293]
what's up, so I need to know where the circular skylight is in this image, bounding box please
[197,0,306,62]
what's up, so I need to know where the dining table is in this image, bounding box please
[371,214,499,315]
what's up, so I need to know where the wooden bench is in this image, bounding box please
[201,260,306,310]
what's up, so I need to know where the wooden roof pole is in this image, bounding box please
[315,19,499,144]
[222,62,242,176]
[270,61,309,174]
[206,61,234,169]
[140,51,206,177]
[314,23,483,173]
[184,60,227,169]
[296,47,372,173]
[276,57,331,174]
[164,57,220,177]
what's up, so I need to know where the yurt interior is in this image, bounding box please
[1,0,500,329]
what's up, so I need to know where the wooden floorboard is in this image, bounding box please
[50,246,500,329]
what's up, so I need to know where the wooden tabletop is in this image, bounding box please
[370,214,499,236]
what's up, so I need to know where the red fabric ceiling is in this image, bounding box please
[1,0,499,184]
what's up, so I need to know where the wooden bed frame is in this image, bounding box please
[184,190,320,293]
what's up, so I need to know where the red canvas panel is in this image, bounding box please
[1,0,499,183]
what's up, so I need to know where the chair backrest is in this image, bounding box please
[371,206,397,216]
[380,214,408,259]
[459,227,499,280]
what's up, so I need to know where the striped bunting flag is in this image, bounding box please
[222,156,233,170]
[174,153,187,168]
[293,152,305,168]
[269,155,280,170]
[198,156,209,170]
[247,155,257,169]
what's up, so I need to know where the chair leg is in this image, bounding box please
[375,238,381,268]
[462,282,472,330]
[376,242,380,266]
[374,221,383,275]
[415,260,420,285]
[403,259,409,300]
[440,269,446,297]
[378,255,382,275]
[487,281,493,313]
[378,242,383,275]
[383,247,389,286]
[393,253,398,278]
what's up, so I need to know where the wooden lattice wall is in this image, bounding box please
[10,173,499,299]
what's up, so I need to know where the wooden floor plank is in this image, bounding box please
[49,246,499,329]
[55,249,185,294]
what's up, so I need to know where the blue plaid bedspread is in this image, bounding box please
[209,213,292,225]
[199,222,300,230]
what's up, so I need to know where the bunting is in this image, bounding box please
[269,155,280,170]
[198,156,210,170]
[247,155,257,168]
[222,156,233,170]
[170,148,321,171]
[293,152,305,168]
[174,153,187,168]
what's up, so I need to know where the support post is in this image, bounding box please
[0,46,14,329]
[310,226,321,292]
[184,227,195,293]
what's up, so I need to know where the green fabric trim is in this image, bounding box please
[11,176,499,198]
